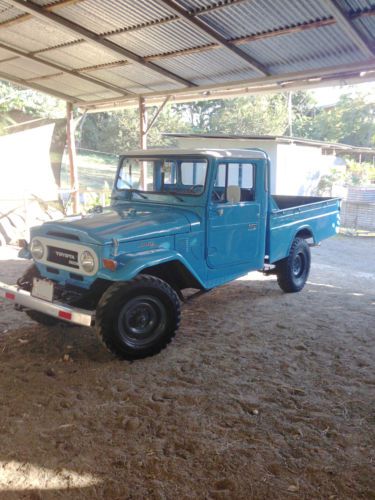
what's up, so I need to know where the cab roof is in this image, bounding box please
[121,148,268,160]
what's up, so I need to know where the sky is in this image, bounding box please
[311,81,375,106]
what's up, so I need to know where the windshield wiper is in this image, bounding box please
[130,189,148,200]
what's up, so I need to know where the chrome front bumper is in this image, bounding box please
[0,281,94,327]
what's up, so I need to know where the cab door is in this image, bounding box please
[207,160,264,269]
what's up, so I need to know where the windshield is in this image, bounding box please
[116,157,208,198]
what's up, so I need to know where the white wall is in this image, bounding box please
[275,143,323,195]
[0,123,58,202]
[275,143,345,195]
[173,137,278,193]
[172,136,345,196]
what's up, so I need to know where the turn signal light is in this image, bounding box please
[103,259,117,272]
[5,292,15,300]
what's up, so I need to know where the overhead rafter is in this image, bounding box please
[81,59,375,110]
[323,0,374,57]
[6,0,195,88]
[0,68,81,102]
[144,18,339,62]
[0,0,85,29]
[18,6,375,64]
[158,0,270,76]
[0,41,132,97]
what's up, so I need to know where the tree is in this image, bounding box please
[0,80,65,134]
[295,92,375,147]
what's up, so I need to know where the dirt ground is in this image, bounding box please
[0,236,374,499]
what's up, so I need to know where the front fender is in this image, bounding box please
[97,249,205,288]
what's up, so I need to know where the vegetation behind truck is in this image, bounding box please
[0,149,340,360]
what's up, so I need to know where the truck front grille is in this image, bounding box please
[47,246,80,269]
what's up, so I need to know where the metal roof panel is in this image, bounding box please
[37,72,123,97]
[38,41,124,69]
[0,0,23,23]
[0,17,80,52]
[335,0,375,12]
[197,0,332,40]
[107,18,214,58]
[240,23,367,73]
[156,47,259,85]
[353,15,375,42]
[46,0,177,35]
[0,56,57,79]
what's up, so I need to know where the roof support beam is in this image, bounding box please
[0,41,132,97]
[0,0,85,29]
[81,59,375,110]
[323,0,374,57]
[6,0,195,88]
[145,95,171,135]
[158,0,270,76]
[0,69,81,102]
[144,18,338,62]
[26,7,375,60]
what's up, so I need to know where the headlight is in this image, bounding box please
[30,239,44,260]
[80,250,95,273]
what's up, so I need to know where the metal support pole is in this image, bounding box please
[139,97,148,190]
[66,101,79,213]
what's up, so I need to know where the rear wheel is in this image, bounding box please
[96,275,181,360]
[276,237,311,293]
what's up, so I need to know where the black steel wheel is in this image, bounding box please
[276,237,311,293]
[96,275,180,360]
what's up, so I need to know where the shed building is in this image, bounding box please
[165,133,375,196]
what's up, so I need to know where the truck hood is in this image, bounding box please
[35,205,195,245]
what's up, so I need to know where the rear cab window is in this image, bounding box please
[212,162,255,203]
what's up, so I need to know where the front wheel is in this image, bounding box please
[96,275,181,360]
[276,237,311,293]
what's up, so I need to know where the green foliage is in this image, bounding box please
[296,93,375,147]
[316,160,374,195]
[0,81,65,134]
[345,159,375,186]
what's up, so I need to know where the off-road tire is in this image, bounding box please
[96,275,181,360]
[276,237,311,293]
[17,265,60,326]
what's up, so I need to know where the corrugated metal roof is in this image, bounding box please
[197,0,332,40]
[156,47,259,85]
[108,18,214,58]
[336,0,375,12]
[49,0,177,35]
[0,0,23,23]
[0,0,373,107]
[353,14,375,42]
[0,17,80,52]
[38,42,125,69]
[0,57,56,79]
[241,24,366,74]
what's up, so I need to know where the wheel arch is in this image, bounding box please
[140,260,203,292]
[295,226,315,242]
[282,226,315,261]
[98,250,206,292]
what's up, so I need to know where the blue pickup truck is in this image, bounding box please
[0,149,340,360]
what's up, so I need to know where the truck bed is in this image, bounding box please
[267,195,340,263]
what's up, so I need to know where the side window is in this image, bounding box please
[181,161,207,186]
[213,162,255,202]
[162,161,177,185]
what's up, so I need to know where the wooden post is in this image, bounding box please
[139,97,148,190]
[66,101,79,213]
